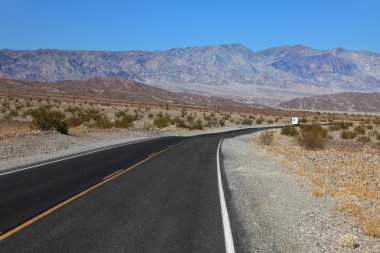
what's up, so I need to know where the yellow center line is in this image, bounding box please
[148,152,158,157]
[0,142,182,241]
[102,169,125,180]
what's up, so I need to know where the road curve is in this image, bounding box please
[0,127,276,252]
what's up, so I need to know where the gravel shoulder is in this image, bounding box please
[222,132,380,253]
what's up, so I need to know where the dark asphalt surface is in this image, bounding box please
[0,127,275,252]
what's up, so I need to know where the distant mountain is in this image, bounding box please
[0,77,253,108]
[0,44,379,105]
[279,92,380,112]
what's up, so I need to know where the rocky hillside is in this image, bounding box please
[279,92,380,112]
[1,44,379,104]
[0,77,252,108]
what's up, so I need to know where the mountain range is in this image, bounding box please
[0,44,379,105]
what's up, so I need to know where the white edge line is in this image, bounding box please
[217,139,235,253]
[0,137,160,177]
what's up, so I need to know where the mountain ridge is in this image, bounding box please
[279,92,380,112]
[1,44,379,105]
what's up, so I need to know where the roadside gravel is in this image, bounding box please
[222,132,379,253]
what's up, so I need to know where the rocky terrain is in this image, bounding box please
[279,92,380,112]
[1,44,379,105]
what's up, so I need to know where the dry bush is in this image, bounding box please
[354,126,366,135]
[341,130,357,139]
[356,136,371,144]
[153,115,170,128]
[241,118,253,125]
[281,125,299,136]
[94,114,112,129]
[297,124,327,149]
[259,131,274,145]
[114,114,138,128]
[328,121,352,131]
[339,234,358,249]
[189,119,203,130]
[30,106,68,134]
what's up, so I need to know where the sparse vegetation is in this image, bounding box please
[328,121,353,131]
[339,234,358,249]
[241,118,253,125]
[354,125,366,135]
[153,115,171,128]
[356,136,371,144]
[259,131,274,145]
[281,125,299,136]
[341,130,357,139]
[297,124,328,149]
[30,106,68,134]
[114,114,138,128]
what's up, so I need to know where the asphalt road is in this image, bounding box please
[0,127,274,252]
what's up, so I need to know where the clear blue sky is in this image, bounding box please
[1,0,379,52]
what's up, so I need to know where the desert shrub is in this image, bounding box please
[114,114,138,128]
[300,117,308,123]
[189,119,203,130]
[366,124,374,130]
[340,234,358,249]
[297,124,328,149]
[67,108,115,128]
[338,121,353,129]
[186,115,194,124]
[377,134,380,141]
[30,106,68,134]
[341,130,357,139]
[94,114,112,128]
[8,110,19,117]
[3,114,12,120]
[354,126,366,135]
[83,108,102,121]
[259,131,274,145]
[219,119,225,127]
[153,115,170,128]
[368,130,378,137]
[267,119,274,124]
[223,114,230,121]
[255,118,263,124]
[115,110,127,118]
[170,116,187,128]
[281,125,299,136]
[204,116,220,127]
[180,110,187,118]
[357,136,371,144]
[241,118,253,125]
[328,125,341,131]
[300,124,328,137]
[328,121,352,131]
